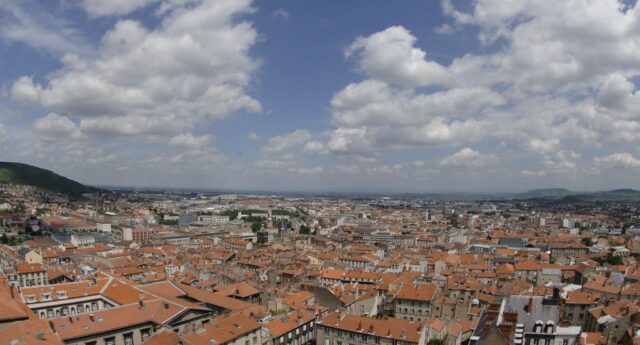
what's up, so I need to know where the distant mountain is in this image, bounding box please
[513,188,575,199]
[0,162,98,198]
[514,188,640,202]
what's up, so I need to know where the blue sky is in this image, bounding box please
[1,0,640,192]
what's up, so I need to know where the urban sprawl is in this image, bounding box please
[1,184,640,345]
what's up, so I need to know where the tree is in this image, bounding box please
[427,340,445,345]
[251,221,264,233]
[299,224,310,235]
[0,233,7,244]
[581,237,593,247]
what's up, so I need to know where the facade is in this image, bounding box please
[264,311,316,345]
[12,262,48,288]
[394,284,439,322]
[317,312,425,345]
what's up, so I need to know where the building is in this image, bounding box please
[264,310,316,345]
[394,284,439,322]
[70,234,95,248]
[9,262,48,288]
[180,312,263,345]
[560,292,600,327]
[317,312,426,345]
[123,228,153,243]
[96,223,112,233]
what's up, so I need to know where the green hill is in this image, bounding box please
[0,162,98,197]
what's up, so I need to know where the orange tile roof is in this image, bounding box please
[319,313,422,343]
[265,311,315,337]
[395,283,438,302]
[180,313,261,345]
[0,319,63,345]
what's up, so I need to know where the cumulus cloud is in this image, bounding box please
[11,76,41,103]
[0,123,7,144]
[297,167,323,175]
[11,0,261,138]
[594,153,640,168]
[272,9,289,20]
[346,26,449,87]
[439,148,496,167]
[169,133,212,149]
[79,0,159,17]
[261,129,311,154]
[325,0,640,178]
[303,140,328,155]
[247,132,260,141]
[32,113,83,139]
[0,1,88,55]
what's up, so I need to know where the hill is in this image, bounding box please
[513,188,575,199]
[0,162,98,198]
[513,188,640,202]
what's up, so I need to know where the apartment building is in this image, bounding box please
[394,283,439,322]
[317,312,425,345]
[264,310,316,345]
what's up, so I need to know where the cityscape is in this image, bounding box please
[2,1,640,345]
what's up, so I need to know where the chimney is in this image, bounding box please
[139,300,144,308]
[402,329,407,338]
[89,314,95,322]
[68,316,73,324]
[49,321,55,333]
[164,302,170,310]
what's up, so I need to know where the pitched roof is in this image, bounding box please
[318,313,422,344]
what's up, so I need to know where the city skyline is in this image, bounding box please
[2,0,640,192]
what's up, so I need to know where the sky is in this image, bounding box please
[1,0,640,193]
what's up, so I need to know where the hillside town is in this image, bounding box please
[1,184,640,345]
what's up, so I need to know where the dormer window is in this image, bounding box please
[25,295,36,303]
[534,321,543,333]
[56,291,67,299]
[40,293,51,301]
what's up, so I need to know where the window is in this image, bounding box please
[104,337,115,345]
[141,328,151,341]
[85,342,97,345]
[563,339,569,345]
[324,340,330,345]
[123,332,134,345]
[375,337,381,345]
[56,291,67,299]
[25,295,35,303]
[40,293,51,301]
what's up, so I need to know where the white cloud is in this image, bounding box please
[0,1,88,55]
[594,153,640,168]
[440,148,496,167]
[32,113,83,139]
[303,140,327,155]
[12,0,261,138]
[79,0,159,17]
[169,133,212,149]
[0,123,7,144]
[11,76,41,103]
[346,26,449,87]
[297,167,323,175]
[255,159,291,169]
[326,0,640,176]
[261,129,311,154]
[272,9,289,20]
[247,132,260,141]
